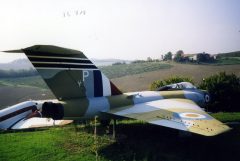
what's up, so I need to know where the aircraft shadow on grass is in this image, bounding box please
[0,127,48,134]
[93,122,239,161]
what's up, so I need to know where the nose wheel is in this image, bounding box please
[99,118,116,139]
[113,119,116,139]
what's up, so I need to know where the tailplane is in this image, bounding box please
[4,45,122,100]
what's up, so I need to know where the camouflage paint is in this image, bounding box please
[159,90,185,99]
[21,45,122,99]
[3,45,230,136]
[107,94,134,109]
[62,98,89,118]
[107,98,230,136]
[44,70,87,100]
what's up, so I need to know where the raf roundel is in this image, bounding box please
[179,112,207,119]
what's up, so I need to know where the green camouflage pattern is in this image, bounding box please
[3,45,231,136]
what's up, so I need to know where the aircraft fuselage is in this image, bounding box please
[61,90,207,119]
[0,89,206,129]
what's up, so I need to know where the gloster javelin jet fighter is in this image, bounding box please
[0,45,230,136]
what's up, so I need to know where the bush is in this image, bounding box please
[149,76,193,90]
[198,72,240,112]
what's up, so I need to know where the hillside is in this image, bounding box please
[0,63,239,108]
[218,51,240,57]
[0,59,34,70]
[214,51,240,65]
[100,62,172,79]
[111,63,240,92]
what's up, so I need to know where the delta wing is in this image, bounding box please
[106,99,231,136]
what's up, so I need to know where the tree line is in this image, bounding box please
[120,50,220,65]
[0,69,38,78]
[162,50,215,63]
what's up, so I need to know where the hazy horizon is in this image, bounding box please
[0,0,240,63]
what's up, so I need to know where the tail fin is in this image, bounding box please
[5,45,122,100]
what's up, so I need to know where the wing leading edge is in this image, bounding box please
[105,99,231,136]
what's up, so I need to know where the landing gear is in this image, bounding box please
[112,119,116,139]
[100,119,111,126]
[97,118,117,140]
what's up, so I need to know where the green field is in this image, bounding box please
[214,57,240,65]
[1,116,240,161]
[211,112,240,122]
[0,76,48,89]
[100,62,172,79]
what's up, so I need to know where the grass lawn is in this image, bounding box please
[211,112,240,123]
[0,126,102,161]
[1,113,240,161]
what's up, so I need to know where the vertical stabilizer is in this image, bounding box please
[6,45,122,100]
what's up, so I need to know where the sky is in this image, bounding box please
[0,0,240,63]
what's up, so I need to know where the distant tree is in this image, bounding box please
[161,55,164,60]
[196,52,212,63]
[196,53,205,62]
[163,52,172,61]
[174,50,184,62]
[147,57,153,62]
[154,59,160,62]
[112,61,126,65]
[131,60,146,64]
[184,56,190,62]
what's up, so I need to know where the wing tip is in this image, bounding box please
[190,125,232,137]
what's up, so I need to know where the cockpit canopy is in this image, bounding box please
[157,82,196,91]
